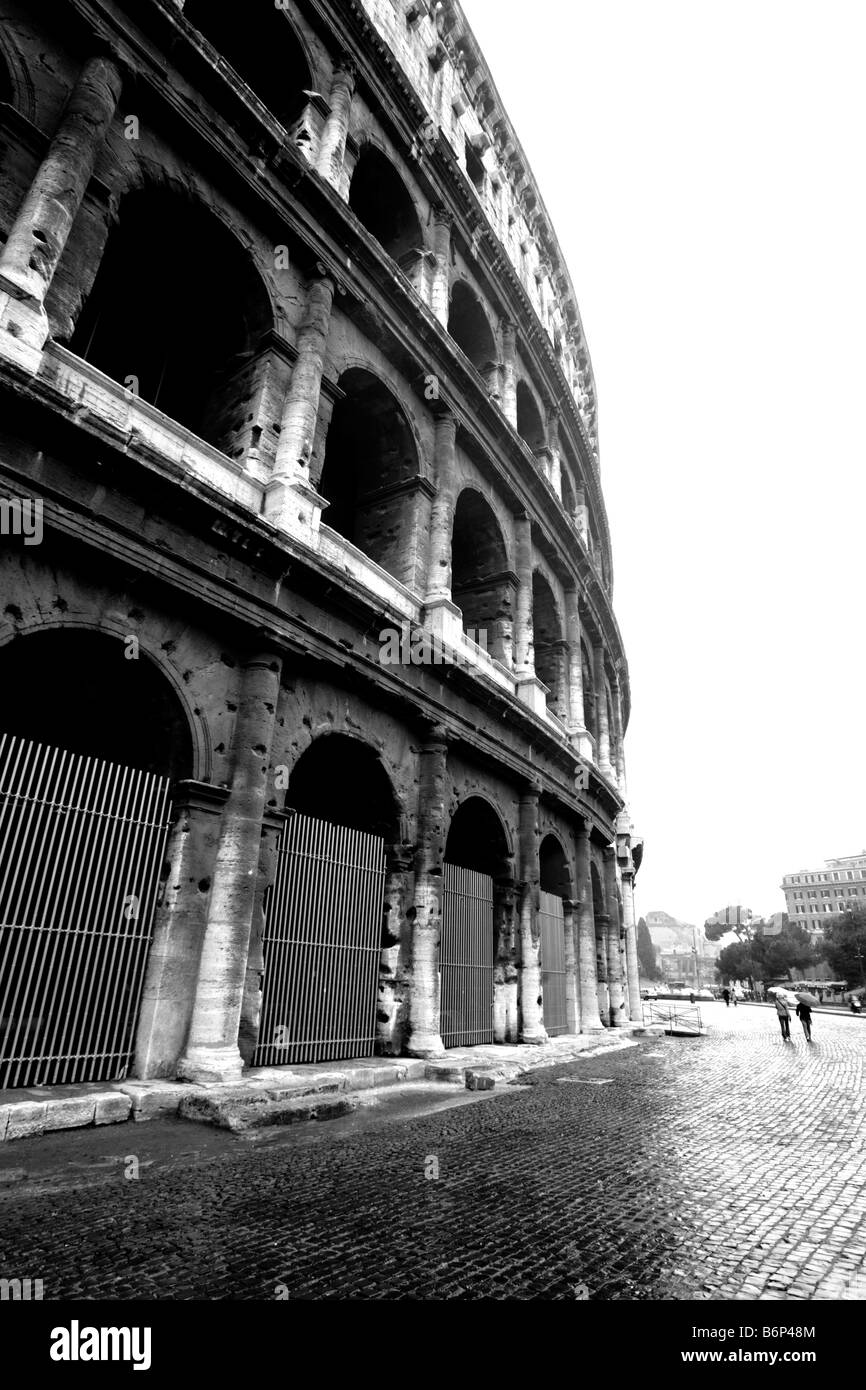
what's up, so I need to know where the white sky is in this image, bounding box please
[462,0,866,926]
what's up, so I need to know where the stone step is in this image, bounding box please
[178,1089,361,1133]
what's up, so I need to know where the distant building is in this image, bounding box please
[644,910,720,989]
[782,854,866,936]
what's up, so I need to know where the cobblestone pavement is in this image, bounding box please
[0,1004,864,1300]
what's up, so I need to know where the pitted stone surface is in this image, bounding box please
[0,1005,863,1300]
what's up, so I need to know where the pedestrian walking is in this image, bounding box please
[796,999,813,1042]
[722,987,730,1008]
[773,993,791,1041]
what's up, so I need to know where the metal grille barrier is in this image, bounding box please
[539,889,568,1037]
[253,812,386,1066]
[440,862,494,1048]
[0,732,171,1087]
[643,1001,704,1036]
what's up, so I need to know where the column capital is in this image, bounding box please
[519,780,542,801]
[432,202,454,228]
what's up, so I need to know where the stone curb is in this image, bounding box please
[0,1037,640,1141]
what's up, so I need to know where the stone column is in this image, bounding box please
[406,726,448,1057]
[422,411,465,651]
[133,781,230,1079]
[424,412,458,600]
[517,784,547,1043]
[574,485,589,546]
[513,514,534,675]
[0,54,124,372]
[430,207,452,327]
[594,644,615,780]
[622,867,642,1021]
[315,60,356,189]
[563,898,579,1033]
[178,650,282,1083]
[612,673,628,795]
[575,825,604,1030]
[264,267,334,534]
[604,847,627,1027]
[596,914,610,1024]
[501,319,517,427]
[564,586,593,762]
[545,404,562,499]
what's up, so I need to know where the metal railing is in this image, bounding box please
[643,1001,704,1035]
[539,889,568,1037]
[440,863,494,1048]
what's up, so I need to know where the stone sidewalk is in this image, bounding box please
[0,1028,641,1142]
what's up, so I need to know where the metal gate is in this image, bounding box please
[540,889,568,1037]
[0,732,171,1088]
[253,812,386,1066]
[440,863,494,1047]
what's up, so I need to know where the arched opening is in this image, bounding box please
[69,190,272,453]
[349,147,423,267]
[184,0,312,128]
[318,367,419,583]
[0,629,193,781]
[286,734,399,841]
[0,629,194,1087]
[448,281,496,377]
[516,380,546,453]
[442,795,512,1048]
[539,833,570,1036]
[465,142,485,194]
[451,489,513,664]
[255,734,399,1066]
[591,860,610,1027]
[532,572,568,721]
[445,796,510,879]
[581,640,596,740]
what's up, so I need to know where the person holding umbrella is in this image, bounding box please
[768,986,795,1041]
[795,988,818,1042]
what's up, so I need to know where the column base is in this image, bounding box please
[262,477,327,544]
[176,1045,245,1085]
[404,1033,446,1059]
[0,286,48,375]
[515,674,548,716]
[580,1021,607,1033]
[519,1026,549,1045]
[422,595,464,650]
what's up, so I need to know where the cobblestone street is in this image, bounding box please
[1,1004,864,1301]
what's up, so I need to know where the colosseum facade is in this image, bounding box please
[0,0,642,1089]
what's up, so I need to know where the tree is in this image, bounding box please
[822,911,866,987]
[716,941,756,989]
[751,923,816,980]
[636,917,662,980]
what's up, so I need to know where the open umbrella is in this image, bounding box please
[795,991,819,1007]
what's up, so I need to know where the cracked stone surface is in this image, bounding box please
[0,1004,863,1300]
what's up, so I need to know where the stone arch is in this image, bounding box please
[532,571,568,720]
[183,0,314,129]
[0,31,36,121]
[448,279,496,377]
[445,793,513,877]
[67,186,273,454]
[539,832,573,897]
[0,626,195,782]
[450,488,514,664]
[318,366,420,583]
[349,144,424,268]
[516,379,546,453]
[284,732,401,842]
